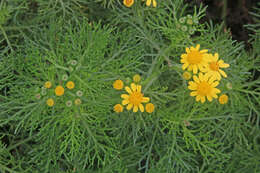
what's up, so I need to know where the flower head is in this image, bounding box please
[188,73,221,103]
[66,81,75,89]
[143,0,157,7]
[76,90,83,97]
[201,53,230,80]
[121,83,150,112]
[75,98,82,105]
[46,98,54,107]
[114,104,123,113]
[219,94,228,104]
[71,60,77,66]
[113,80,124,90]
[145,103,154,113]
[183,71,192,80]
[44,81,52,89]
[62,74,68,81]
[66,100,72,107]
[55,86,64,96]
[133,74,141,83]
[181,44,209,74]
[123,0,134,7]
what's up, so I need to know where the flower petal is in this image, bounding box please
[211,81,219,88]
[139,104,144,112]
[219,69,227,78]
[190,91,197,96]
[186,47,190,53]
[133,105,138,112]
[182,63,189,70]
[121,94,129,99]
[188,81,197,90]
[193,65,198,74]
[142,97,150,103]
[201,96,206,103]
[122,99,129,105]
[196,95,201,102]
[193,75,200,83]
[127,103,133,110]
[137,85,141,92]
[125,86,132,94]
[131,83,137,92]
[195,44,200,50]
[207,95,213,102]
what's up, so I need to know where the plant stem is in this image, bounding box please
[0,25,14,52]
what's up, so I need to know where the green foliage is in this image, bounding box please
[0,0,259,172]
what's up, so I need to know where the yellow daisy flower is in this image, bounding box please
[180,44,209,74]
[113,80,124,90]
[219,94,228,104]
[44,81,52,89]
[114,104,124,113]
[188,73,221,103]
[133,74,141,83]
[66,81,75,89]
[55,86,64,96]
[143,0,157,7]
[145,103,155,113]
[201,53,230,80]
[123,0,134,7]
[182,71,192,80]
[46,98,54,107]
[121,83,150,112]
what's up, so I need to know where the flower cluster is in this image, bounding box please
[180,44,230,104]
[113,74,155,113]
[176,14,199,35]
[123,0,157,8]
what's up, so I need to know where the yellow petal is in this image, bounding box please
[139,104,144,112]
[207,95,213,102]
[196,95,201,102]
[201,96,206,103]
[219,69,227,78]
[181,54,187,59]
[146,0,151,6]
[219,60,230,68]
[152,0,157,7]
[188,83,197,90]
[213,53,219,61]
[193,75,200,83]
[190,91,197,96]
[133,105,138,112]
[193,65,198,74]
[121,94,129,99]
[127,103,133,110]
[182,63,189,70]
[198,73,204,81]
[131,83,137,92]
[200,49,208,53]
[122,99,129,105]
[125,86,132,94]
[195,44,200,50]
[137,85,141,92]
[142,97,150,103]
[211,81,219,88]
[185,47,190,53]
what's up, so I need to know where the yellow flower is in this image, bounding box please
[55,85,64,96]
[123,0,134,7]
[44,81,52,89]
[145,103,154,113]
[75,98,82,105]
[143,0,157,7]
[219,94,228,104]
[114,104,123,113]
[201,53,230,80]
[113,80,124,90]
[133,74,141,83]
[121,83,150,112]
[66,81,75,89]
[182,71,192,80]
[46,98,54,107]
[188,73,221,103]
[180,44,209,74]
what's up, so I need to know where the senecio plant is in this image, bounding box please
[0,0,259,172]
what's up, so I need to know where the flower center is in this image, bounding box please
[126,0,132,4]
[197,82,211,96]
[209,61,219,71]
[129,91,143,106]
[187,51,203,64]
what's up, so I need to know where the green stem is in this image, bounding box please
[221,0,227,28]
[0,163,19,173]
[0,25,14,52]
